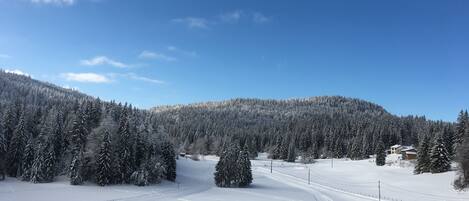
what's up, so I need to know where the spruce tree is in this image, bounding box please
[375,140,386,166]
[455,110,468,146]
[21,139,35,181]
[237,145,253,187]
[214,144,240,187]
[430,137,451,173]
[415,136,431,174]
[6,113,28,177]
[0,129,6,180]
[117,115,133,183]
[286,141,296,162]
[161,141,176,181]
[96,130,112,186]
[70,149,84,185]
[454,121,469,189]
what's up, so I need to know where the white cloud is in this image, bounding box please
[80,56,129,68]
[138,51,177,62]
[125,73,165,84]
[62,72,111,83]
[31,0,75,6]
[253,12,270,23]
[5,69,30,77]
[220,10,243,23]
[0,54,11,59]
[167,46,198,58]
[172,17,209,29]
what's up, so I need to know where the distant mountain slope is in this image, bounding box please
[0,70,91,107]
[152,96,451,160]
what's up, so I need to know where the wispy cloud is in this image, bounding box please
[80,56,129,68]
[5,69,30,77]
[0,54,11,59]
[253,12,270,23]
[138,51,177,62]
[220,10,243,23]
[124,73,165,84]
[167,46,198,58]
[61,72,111,83]
[108,72,166,85]
[31,0,75,6]
[172,17,209,29]
[172,10,270,29]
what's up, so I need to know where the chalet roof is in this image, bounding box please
[391,144,402,148]
[405,151,417,155]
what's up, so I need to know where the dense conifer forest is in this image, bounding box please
[0,70,468,189]
[0,71,176,186]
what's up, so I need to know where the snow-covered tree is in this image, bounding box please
[0,127,7,180]
[161,141,176,181]
[430,137,451,173]
[95,130,112,186]
[375,139,386,166]
[69,149,84,185]
[6,113,29,177]
[130,168,148,186]
[286,141,296,162]
[454,120,469,189]
[237,145,252,187]
[21,139,35,181]
[415,136,431,174]
[117,112,133,184]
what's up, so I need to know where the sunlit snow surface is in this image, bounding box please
[1,154,468,201]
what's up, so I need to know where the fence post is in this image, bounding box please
[378,180,381,201]
[270,159,273,173]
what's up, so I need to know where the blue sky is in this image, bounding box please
[0,0,468,121]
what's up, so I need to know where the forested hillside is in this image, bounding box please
[153,97,455,162]
[0,71,176,186]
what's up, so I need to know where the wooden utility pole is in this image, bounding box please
[270,159,273,173]
[308,167,311,185]
[378,180,381,201]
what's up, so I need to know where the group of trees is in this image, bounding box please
[214,143,252,187]
[454,110,469,189]
[154,97,450,164]
[413,111,468,177]
[0,70,176,186]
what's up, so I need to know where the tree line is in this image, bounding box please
[0,71,176,186]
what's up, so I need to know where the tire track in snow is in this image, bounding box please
[255,167,383,201]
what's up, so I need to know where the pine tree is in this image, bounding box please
[117,114,133,183]
[237,144,253,187]
[96,130,112,186]
[214,144,240,187]
[415,136,431,174]
[454,120,469,189]
[455,110,468,146]
[21,139,35,181]
[161,141,176,181]
[350,137,362,160]
[442,127,455,159]
[430,137,451,173]
[0,127,6,180]
[6,113,29,177]
[70,149,84,185]
[375,139,386,166]
[286,141,296,162]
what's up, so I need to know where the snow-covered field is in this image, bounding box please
[1,154,468,201]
